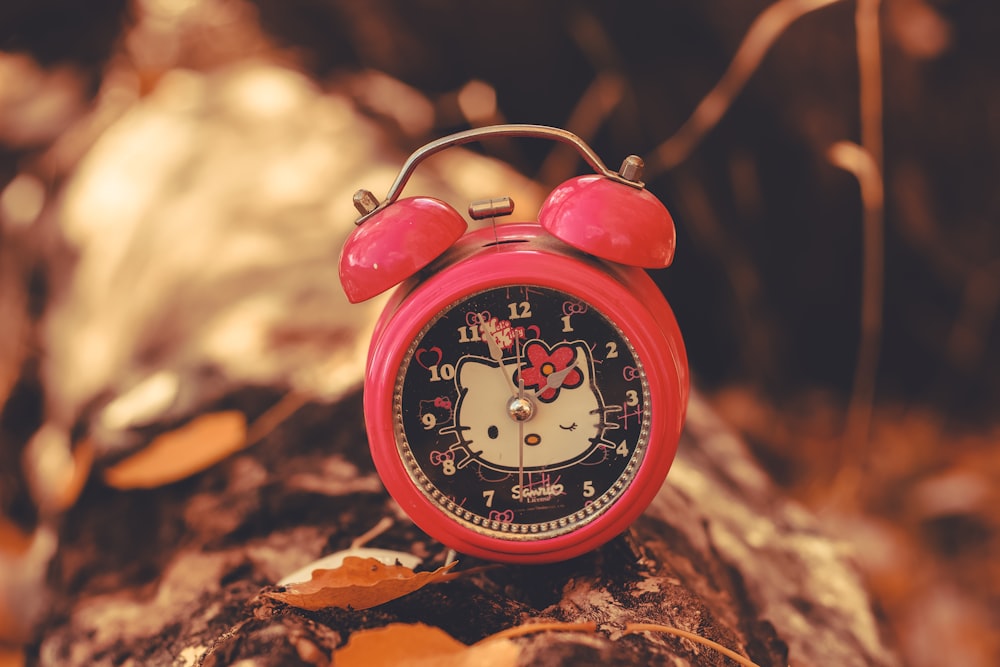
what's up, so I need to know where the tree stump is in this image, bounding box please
[18,63,897,667]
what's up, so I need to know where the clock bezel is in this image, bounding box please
[363,223,688,563]
[392,283,652,541]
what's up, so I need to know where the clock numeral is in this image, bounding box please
[507,301,532,319]
[421,413,437,430]
[582,480,595,498]
[605,341,619,359]
[561,301,586,332]
[457,325,483,343]
[616,440,629,457]
[482,489,495,507]
[428,363,456,382]
[430,449,457,475]
[625,389,639,406]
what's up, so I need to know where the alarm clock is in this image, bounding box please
[339,125,689,563]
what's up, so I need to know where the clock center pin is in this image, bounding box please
[506,395,534,422]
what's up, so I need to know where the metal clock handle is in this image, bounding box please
[352,124,646,224]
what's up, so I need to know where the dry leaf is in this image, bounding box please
[0,646,24,667]
[264,556,457,611]
[278,547,422,586]
[0,605,22,649]
[334,623,518,667]
[0,518,32,558]
[334,620,756,667]
[102,411,247,489]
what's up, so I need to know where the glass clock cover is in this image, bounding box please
[394,285,650,540]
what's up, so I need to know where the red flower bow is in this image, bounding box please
[517,341,583,402]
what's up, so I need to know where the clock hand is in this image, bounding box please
[480,316,518,397]
[517,376,525,502]
[539,364,578,394]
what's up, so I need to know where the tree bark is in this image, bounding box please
[29,391,895,667]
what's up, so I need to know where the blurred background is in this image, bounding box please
[0,1,997,665]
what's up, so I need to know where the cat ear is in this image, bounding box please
[457,356,492,388]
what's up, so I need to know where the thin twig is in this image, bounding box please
[244,391,310,447]
[472,620,761,666]
[474,622,598,645]
[538,72,625,186]
[644,0,844,176]
[625,623,762,667]
[856,0,884,172]
[349,517,395,550]
[828,0,885,504]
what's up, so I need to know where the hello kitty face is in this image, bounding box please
[450,341,606,472]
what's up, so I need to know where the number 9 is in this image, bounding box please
[421,412,437,430]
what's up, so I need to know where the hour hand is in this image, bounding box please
[541,365,578,393]
[481,321,517,395]
[483,325,505,363]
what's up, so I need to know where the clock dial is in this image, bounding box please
[394,285,650,540]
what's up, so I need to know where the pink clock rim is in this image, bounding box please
[364,225,688,563]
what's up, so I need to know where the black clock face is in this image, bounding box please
[394,285,650,540]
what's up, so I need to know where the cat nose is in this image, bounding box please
[524,433,542,447]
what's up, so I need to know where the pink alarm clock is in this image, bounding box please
[339,125,689,563]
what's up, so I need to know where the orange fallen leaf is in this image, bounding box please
[103,411,247,489]
[0,645,24,667]
[0,602,24,648]
[0,517,32,558]
[335,623,518,667]
[264,556,458,610]
[335,620,756,667]
[278,547,423,586]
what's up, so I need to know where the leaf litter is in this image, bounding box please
[261,516,761,665]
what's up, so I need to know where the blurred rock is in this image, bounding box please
[43,61,544,459]
[0,53,89,150]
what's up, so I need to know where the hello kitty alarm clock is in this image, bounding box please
[339,125,689,563]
